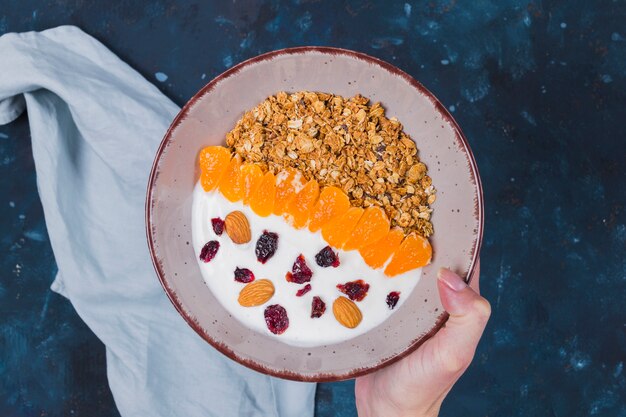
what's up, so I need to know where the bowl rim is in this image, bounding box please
[145,46,484,382]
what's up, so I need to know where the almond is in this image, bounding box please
[224,210,251,244]
[332,296,362,328]
[238,279,275,307]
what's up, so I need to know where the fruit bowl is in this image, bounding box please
[146,47,483,381]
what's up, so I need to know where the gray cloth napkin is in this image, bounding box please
[0,25,315,417]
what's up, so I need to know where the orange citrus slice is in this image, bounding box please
[218,155,244,202]
[273,168,306,215]
[198,146,231,191]
[321,207,364,249]
[308,186,351,232]
[284,179,320,228]
[384,233,432,277]
[240,163,264,205]
[359,228,404,269]
[249,171,276,217]
[343,207,390,251]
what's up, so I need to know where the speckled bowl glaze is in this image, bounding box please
[146,47,483,382]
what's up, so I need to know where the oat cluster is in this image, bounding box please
[225,91,435,237]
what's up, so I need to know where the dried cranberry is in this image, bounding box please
[315,245,340,268]
[337,279,370,302]
[296,284,312,297]
[264,304,289,334]
[199,241,219,263]
[255,231,278,264]
[285,254,313,284]
[211,217,225,235]
[234,267,255,283]
[311,296,326,318]
[386,291,401,309]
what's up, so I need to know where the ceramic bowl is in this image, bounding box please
[146,47,483,382]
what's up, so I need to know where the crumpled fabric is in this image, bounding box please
[0,25,315,417]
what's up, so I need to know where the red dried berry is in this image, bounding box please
[315,245,340,268]
[337,279,370,302]
[234,267,255,283]
[264,304,289,334]
[296,284,312,297]
[386,291,401,309]
[255,230,278,264]
[199,240,219,263]
[311,296,326,318]
[211,217,225,235]
[285,254,313,284]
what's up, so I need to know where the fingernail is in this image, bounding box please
[438,268,467,291]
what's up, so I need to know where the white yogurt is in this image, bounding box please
[191,182,421,347]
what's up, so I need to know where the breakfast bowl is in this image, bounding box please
[146,47,483,382]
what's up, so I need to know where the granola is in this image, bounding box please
[226,91,435,237]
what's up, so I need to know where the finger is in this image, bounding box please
[434,267,491,374]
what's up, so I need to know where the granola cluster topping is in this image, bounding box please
[226,91,435,237]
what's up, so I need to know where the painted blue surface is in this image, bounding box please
[1,1,625,416]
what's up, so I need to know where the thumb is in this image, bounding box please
[434,268,491,374]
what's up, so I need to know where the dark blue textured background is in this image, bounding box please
[1,1,625,416]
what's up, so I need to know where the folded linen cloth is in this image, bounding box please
[0,25,315,417]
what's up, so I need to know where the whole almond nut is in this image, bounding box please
[333,296,362,328]
[238,279,275,307]
[224,211,251,244]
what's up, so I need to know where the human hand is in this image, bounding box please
[355,262,490,417]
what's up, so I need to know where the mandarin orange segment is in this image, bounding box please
[218,155,244,202]
[359,228,404,269]
[308,186,351,232]
[249,172,276,217]
[240,163,264,205]
[384,233,433,277]
[198,146,231,191]
[321,207,364,249]
[273,168,306,215]
[284,179,320,228]
[200,171,215,192]
[343,207,390,251]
